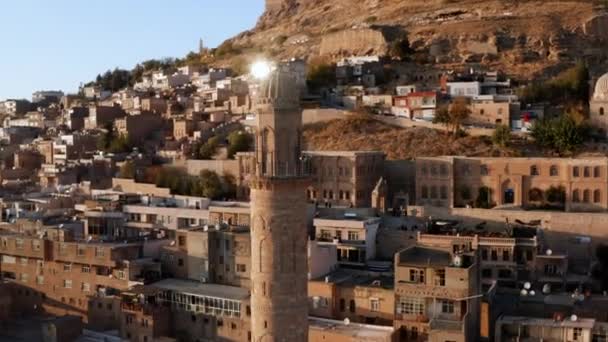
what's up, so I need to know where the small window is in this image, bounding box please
[530,165,539,176]
[600,107,605,116]
[550,165,558,176]
[441,300,455,314]
[594,189,601,203]
[594,166,601,178]
[583,189,591,203]
[430,186,438,199]
[573,166,580,177]
[349,299,356,313]
[421,186,428,199]
[573,189,580,203]
[584,167,590,178]
[370,298,380,312]
[434,269,446,286]
[339,299,345,312]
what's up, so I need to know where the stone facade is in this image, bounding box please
[416,156,608,212]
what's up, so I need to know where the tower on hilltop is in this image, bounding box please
[249,64,309,342]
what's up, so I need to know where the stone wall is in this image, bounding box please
[111,178,171,197]
[185,159,240,178]
[302,108,352,125]
[319,29,388,56]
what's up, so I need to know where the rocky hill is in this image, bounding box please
[224,0,608,79]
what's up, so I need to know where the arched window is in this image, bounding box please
[530,165,539,176]
[440,186,448,200]
[584,167,590,178]
[583,189,590,203]
[349,299,356,313]
[430,186,438,199]
[328,191,334,199]
[594,166,601,178]
[421,186,428,199]
[550,165,558,177]
[573,167,580,177]
[600,107,605,116]
[573,189,580,203]
[594,189,601,203]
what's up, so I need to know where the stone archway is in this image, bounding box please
[501,179,515,205]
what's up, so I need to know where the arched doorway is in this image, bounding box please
[502,180,515,205]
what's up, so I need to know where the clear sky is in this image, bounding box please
[0,1,264,100]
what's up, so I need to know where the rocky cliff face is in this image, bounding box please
[227,0,608,79]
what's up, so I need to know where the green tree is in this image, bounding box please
[448,97,471,134]
[531,114,585,154]
[227,131,253,159]
[519,61,589,105]
[433,105,451,129]
[199,170,223,199]
[119,161,135,179]
[197,137,220,160]
[492,124,512,147]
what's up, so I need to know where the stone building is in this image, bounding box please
[0,223,163,322]
[308,269,394,326]
[248,66,310,341]
[394,245,480,342]
[236,150,385,207]
[416,156,608,212]
[590,71,608,134]
[313,214,381,266]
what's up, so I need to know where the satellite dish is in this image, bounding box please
[529,290,536,296]
[571,314,578,322]
[520,289,528,296]
[343,318,350,326]
[543,284,551,294]
[524,282,531,290]
[546,249,553,256]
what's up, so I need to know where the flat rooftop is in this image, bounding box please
[398,246,454,267]
[309,316,394,339]
[151,278,249,301]
[314,269,394,290]
[499,315,596,329]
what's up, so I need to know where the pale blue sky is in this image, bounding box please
[0,1,264,100]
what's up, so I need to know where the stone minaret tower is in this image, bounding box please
[249,65,309,342]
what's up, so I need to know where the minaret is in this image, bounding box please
[249,64,309,342]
